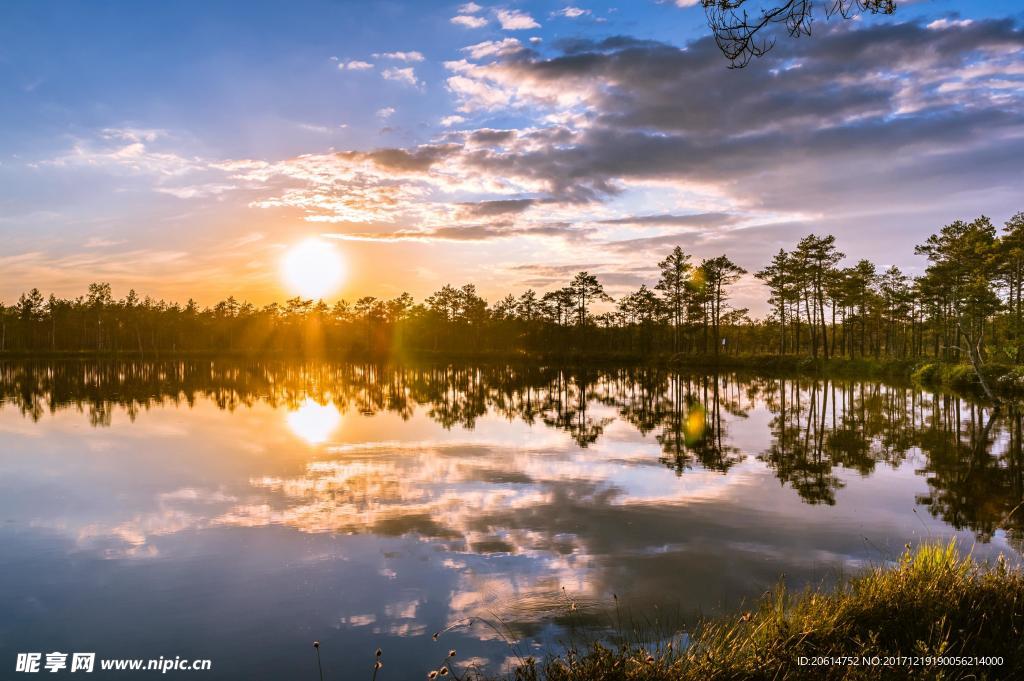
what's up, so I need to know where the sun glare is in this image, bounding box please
[282,238,345,299]
[286,398,342,444]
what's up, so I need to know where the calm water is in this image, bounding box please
[1,362,1021,678]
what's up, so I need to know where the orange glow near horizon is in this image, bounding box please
[281,238,345,300]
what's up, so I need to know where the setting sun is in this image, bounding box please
[281,238,344,299]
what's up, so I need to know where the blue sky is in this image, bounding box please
[1,0,1023,309]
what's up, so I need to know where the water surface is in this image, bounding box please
[1,362,1021,678]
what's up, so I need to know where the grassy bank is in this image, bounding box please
[495,543,1022,681]
[911,361,1024,396]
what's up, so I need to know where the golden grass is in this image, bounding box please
[496,542,1023,681]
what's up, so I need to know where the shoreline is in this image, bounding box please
[0,351,1015,397]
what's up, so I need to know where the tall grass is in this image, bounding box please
[497,542,1023,680]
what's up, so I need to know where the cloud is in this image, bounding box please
[597,213,739,228]
[460,2,483,12]
[381,66,420,87]
[0,247,195,290]
[461,38,525,60]
[554,7,591,19]
[297,122,333,134]
[339,60,374,70]
[83,237,127,249]
[495,9,540,30]
[452,14,488,29]
[927,17,974,30]
[435,20,1024,217]
[373,51,425,62]
[11,5,1024,327]
[154,183,237,199]
[53,18,1024,237]
[458,198,538,217]
[37,127,207,181]
[39,16,1023,308]
[253,18,1020,273]
[323,221,586,243]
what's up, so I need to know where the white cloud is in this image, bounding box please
[40,128,202,177]
[927,18,974,30]
[444,60,516,110]
[84,237,127,249]
[382,66,420,87]
[461,38,523,60]
[495,9,540,30]
[339,60,374,70]
[29,17,1021,306]
[297,122,334,134]
[442,57,590,112]
[373,51,425,62]
[675,0,701,6]
[154,183,237,199]
[459,1,483,12]
[451,14,488,28]
[554,6,590,19]
[103,128,164,144]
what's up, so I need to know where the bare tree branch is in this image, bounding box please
[701,0,897,67]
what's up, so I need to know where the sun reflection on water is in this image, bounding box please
[286,398,341,444]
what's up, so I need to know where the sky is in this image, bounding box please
[1,0,1023,313]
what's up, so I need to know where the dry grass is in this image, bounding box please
[489,542,1024,680]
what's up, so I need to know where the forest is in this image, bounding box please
[2,213,1022,366]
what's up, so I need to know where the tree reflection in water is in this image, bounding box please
[1,360,1021,547]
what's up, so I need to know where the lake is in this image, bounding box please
[1,361,1021,679]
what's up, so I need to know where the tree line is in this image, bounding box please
[2,212,1022,363]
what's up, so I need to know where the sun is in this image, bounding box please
[282,238,345,299]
